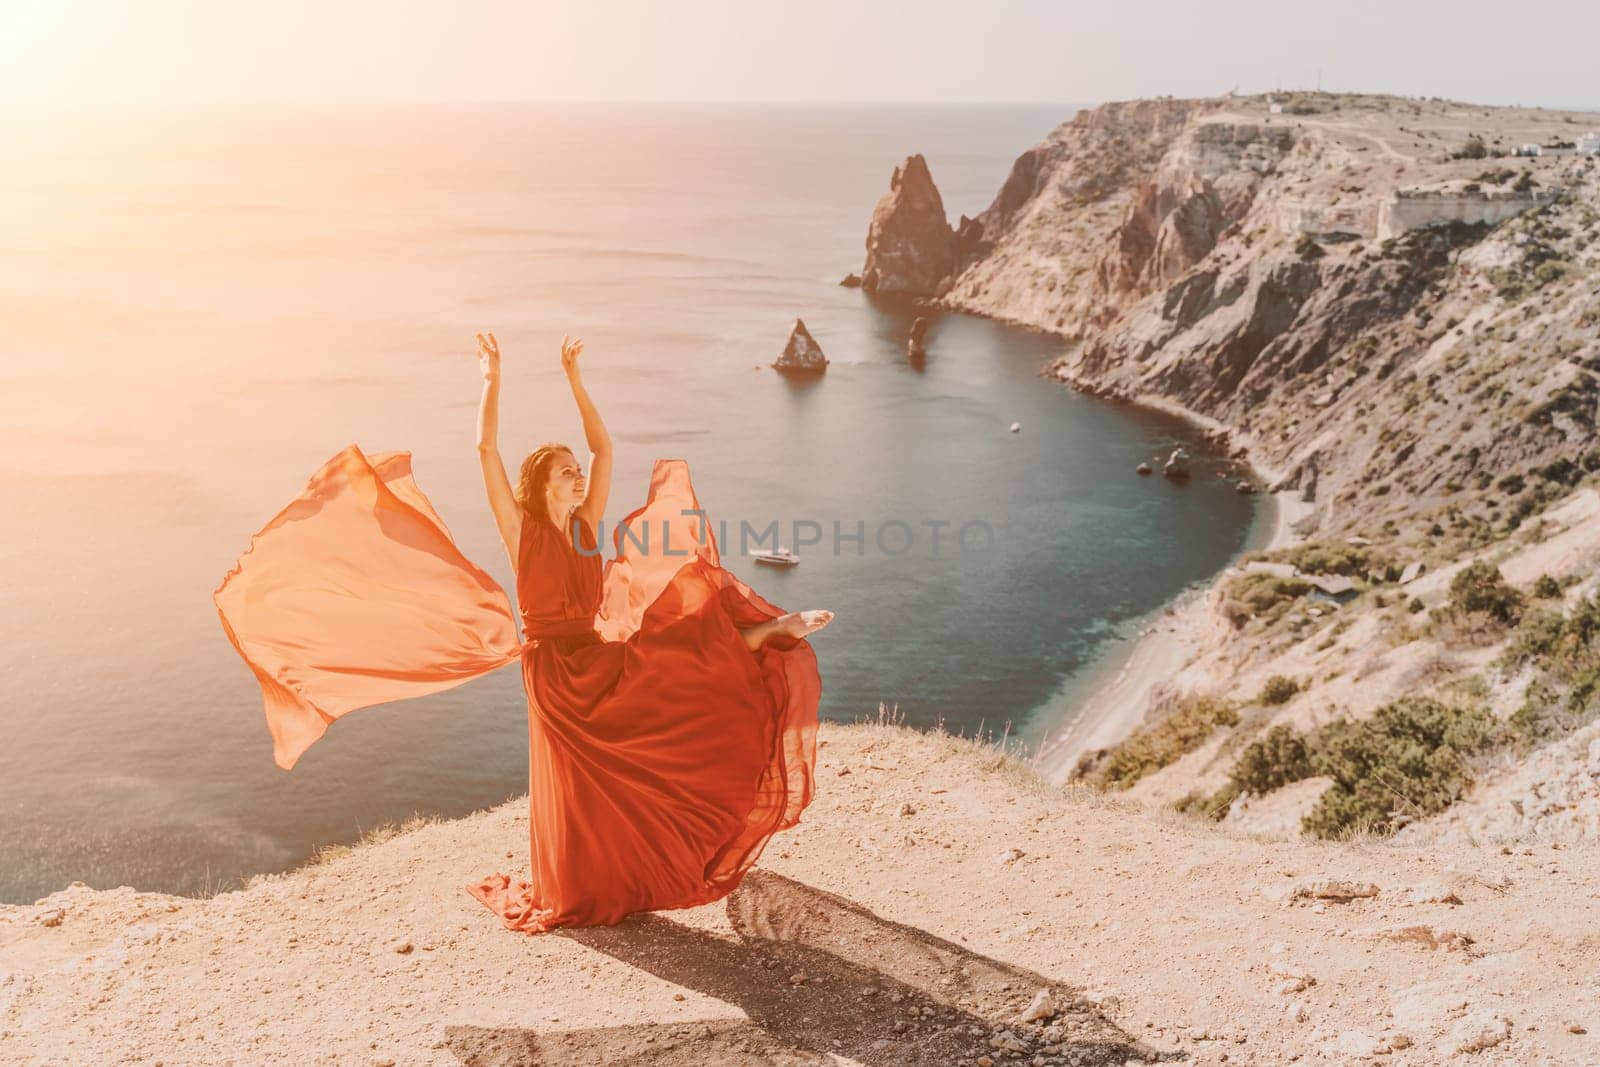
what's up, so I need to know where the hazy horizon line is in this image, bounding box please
[5,92,1598,113]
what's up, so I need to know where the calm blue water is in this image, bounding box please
[0,103,1262,901]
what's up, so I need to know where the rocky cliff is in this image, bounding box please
[8,721,1599,1064]
[862,93,1600,842]
[861,154,964,297]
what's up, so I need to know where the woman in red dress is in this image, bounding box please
[212,332,832,933]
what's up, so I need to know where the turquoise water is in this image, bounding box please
[0,103,1261,900]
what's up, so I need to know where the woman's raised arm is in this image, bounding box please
[562,335,613,534]
[474,332,522,568]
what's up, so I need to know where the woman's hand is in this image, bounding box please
[476,332,501,384]
[560,334,584,379]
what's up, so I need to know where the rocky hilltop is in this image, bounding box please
[7,721,1599,1064]
[863,93,1600,844]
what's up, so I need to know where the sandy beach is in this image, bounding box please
[1032,383,1315,782]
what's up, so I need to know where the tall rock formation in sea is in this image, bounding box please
[861,155,959,297]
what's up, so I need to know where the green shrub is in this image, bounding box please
[1506,682,1598,749]
[1503,606,1568,668]
[1258,675,1301,706]
[1172,781,1242,821]
[1448,561,1525,624]
[1533,260,1571,288]
[1081,694,1241,791]
[1301,697,1498,838]
[1533,574,1564,599]
[1229,573,1313,617]
[1231,725,1313,794]
[1536,456,1582,486]
[1283,541,1373,577]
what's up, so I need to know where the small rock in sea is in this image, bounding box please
[772,318,829,376]
[1235,480,1257,494]
[840,273,863,288]
[1162,448,1191,478]
[908,316,930,359]
[1136,462,1153,476]
[1009,422,1022,433]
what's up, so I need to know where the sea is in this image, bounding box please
[0,102,1266,901]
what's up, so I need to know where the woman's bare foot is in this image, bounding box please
[776,610,833,640]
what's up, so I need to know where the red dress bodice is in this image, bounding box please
[516,511,604,647]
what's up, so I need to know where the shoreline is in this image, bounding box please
[1030,367,1314,782]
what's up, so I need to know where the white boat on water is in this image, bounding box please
[751,546,800,567]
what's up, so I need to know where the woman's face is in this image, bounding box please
[545,450,586,508]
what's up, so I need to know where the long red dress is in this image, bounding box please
[212,443,820,932]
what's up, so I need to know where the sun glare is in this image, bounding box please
[1,0,135,105]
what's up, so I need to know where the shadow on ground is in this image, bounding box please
[446,869,1166,1065]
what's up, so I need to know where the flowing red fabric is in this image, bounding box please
[213,443,820,932]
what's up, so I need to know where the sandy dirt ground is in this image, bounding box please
[4,722,1598,1066]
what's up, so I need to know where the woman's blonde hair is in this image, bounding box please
[513,443,574,531]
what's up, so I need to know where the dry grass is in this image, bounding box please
[306,813,443,869]
[847,703,1103,803]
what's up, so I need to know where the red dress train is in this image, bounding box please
[212,444,820,932]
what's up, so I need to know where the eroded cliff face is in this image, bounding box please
[861,93,1600,835]
[876,93,1600,544]
[935,100,1293,337]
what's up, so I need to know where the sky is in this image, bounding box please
[2,0,1597,109]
